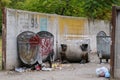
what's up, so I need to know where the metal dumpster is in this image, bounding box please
[96,31,111,63]
[17,31,40,65]
[60,39,90,62]
[37,31,54,61]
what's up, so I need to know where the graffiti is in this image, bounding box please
[39,38,53,56]
[17,13,29,29]
[31,14,38,28]
[31,15,34,28]
[17,13,39,30]
[29,35,40,46]
[40,18,47,31]
[34,15,39,28]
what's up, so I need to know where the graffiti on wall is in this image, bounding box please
[17,12,39,30]
[7,10,49,32]
[18,12,29,29]
[31,15,34,28]
[31,14,39,28]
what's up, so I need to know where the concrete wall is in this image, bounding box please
[58,18,110,52]
[88,20,110,52]
[5,8,110,69]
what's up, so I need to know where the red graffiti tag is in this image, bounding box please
[39,38,53,56]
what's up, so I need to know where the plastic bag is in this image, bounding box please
[96,67,109,77]
[15,67,25,72]
[105,71,110,78]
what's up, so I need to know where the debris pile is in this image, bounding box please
[96,66,110,78]
[15,62,63,73]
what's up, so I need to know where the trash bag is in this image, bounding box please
[15,67,25,72]
[96,67,109,77]
[105,71,110,78]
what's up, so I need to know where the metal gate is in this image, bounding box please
[97,31,111,63]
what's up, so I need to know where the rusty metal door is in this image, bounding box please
[112,6,120,79]
[97,31,111,63]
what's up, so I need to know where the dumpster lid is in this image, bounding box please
[37,31,54,38]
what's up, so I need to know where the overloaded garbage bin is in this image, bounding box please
[17,31,54,67]
[17,31,40,66]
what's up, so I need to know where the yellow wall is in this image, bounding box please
[59,16,86,39]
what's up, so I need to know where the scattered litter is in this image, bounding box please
[42,67,52,71]
[15,67,33,72]
[52,63,62,70]
[35,64,41,71]
[62,64,71,67]
[96,67,110,78]
[14,62,63,72]
[41,63,47,67]
[105,71,110,78]
[15,67,25,73]
[52,63,58,68]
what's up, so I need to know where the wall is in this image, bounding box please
[58,17,110,52]
[5,8,110,69]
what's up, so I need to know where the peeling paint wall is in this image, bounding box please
[5,8,110,69]
[59,16,86,40]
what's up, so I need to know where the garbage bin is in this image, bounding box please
[37,31,54,61]
[97,31,111,63]
[17,31,40,65]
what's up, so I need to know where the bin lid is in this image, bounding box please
[37,31,54,38]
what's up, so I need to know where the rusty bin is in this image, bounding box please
[60,39,90,62]
[17,31,40,65]
[37,31,54,61]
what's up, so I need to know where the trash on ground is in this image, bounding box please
[42,67,52,71]
[35,64,41,71]
[52,62,63,70]
[105,71,110,78]
[14,62,68,72]
[96,66,110,78]
[15,67,25,73]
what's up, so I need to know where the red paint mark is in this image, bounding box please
[39,38,53,56]
[29,34,54,56]
[29,35,40,46]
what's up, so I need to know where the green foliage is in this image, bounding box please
[0,0,11,34]
[0,11,2,33]
[82,0,120,20]
[0,0,11,8]
[15,0,85,17]
[1,0,120,20]
[12,0,120,20]
[8,0,24,9]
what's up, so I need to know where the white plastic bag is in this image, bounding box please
[96,67,109,77]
